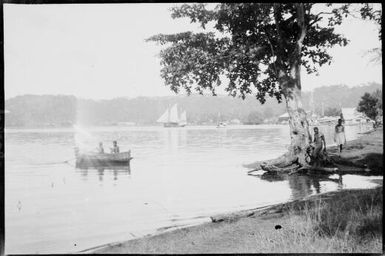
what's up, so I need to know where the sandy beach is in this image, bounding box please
[88,127,383,254]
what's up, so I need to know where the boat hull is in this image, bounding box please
[75,151,132,168]
[163,122,186,127]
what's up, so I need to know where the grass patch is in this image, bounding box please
[276,187,383,253]
[94,188,383,254]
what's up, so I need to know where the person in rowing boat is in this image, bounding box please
[97,142,104,154]
[111,140,120,154]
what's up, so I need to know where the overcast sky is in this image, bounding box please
[4,3,382,100]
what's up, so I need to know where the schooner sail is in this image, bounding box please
[157,104,187,127]
[179,111,187,126]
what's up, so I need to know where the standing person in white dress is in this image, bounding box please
[334,119,346,154]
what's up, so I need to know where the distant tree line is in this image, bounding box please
[4,83,382,127]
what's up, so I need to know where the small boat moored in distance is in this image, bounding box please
[75,149,133,168]
[216,122,227,128]
[216,112,227,128]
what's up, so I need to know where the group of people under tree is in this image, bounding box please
[309,118,346,166]
[97,141,120,154]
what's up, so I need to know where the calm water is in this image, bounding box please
[5,124,381,253]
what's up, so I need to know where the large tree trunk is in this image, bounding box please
[246,4,312,171]
[281,70,312,167]
[281,3,312,167]
[274,69,312,168]
[245,73,319,172]
[246,4,335,173]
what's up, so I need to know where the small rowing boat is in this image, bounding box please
[75,150,133,167]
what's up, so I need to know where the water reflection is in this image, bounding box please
[163,128,187,151]
[76,165,131,182]
[5,124,377,254]
[250,172,343,199]
[286,173,342,198]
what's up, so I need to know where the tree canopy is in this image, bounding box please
[357,90,382,121]
[147,3,381,103]
[148,3,381,167]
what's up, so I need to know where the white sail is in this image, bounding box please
[157,104,187,126]
[169,104,179,123]
[157,107,170,123]
[179,111,187,125]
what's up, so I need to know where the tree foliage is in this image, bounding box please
[357,91,381,121]
[146,3,380,103]
[246,111,265,124]
[358,3,382,39]
[323,107,341,117]
[356,4,382,65]
[372,89,383,117]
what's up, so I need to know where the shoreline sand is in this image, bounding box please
[85,127,383,254]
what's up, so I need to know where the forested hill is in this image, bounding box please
[4,83,381,127]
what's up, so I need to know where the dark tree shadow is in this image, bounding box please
[254,172,343,200]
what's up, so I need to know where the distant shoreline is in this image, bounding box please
[4,83,381,128]
[3,122,374,129]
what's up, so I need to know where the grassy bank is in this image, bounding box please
[265,187,383,253]
[328,127,383,174]
[92,187,382,253]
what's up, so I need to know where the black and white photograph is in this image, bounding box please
[1,2,383,254]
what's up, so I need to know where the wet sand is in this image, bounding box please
[88,127,383,254]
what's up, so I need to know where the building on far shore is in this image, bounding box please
[277,112,289,124]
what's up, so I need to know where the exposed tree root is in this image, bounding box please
[245,147,339,174]
[244,152,298,172]
[260,163,300,173]
[330,156,367,169]
[333,163,370,173]
[297,165,338,173]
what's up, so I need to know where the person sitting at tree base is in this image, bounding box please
[310,127,327,166]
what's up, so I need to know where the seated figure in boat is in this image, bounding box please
[111,140,120,154]
[97,142,104,154]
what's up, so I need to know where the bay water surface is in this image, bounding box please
[5,124,381,253]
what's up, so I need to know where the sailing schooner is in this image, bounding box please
[157,104,187,127]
